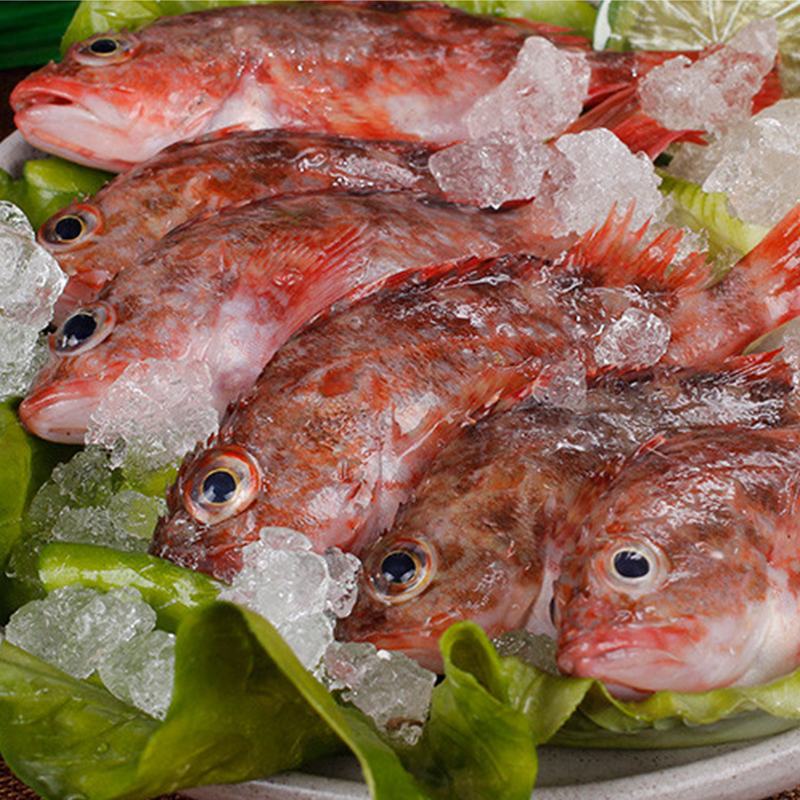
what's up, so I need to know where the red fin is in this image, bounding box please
[732,199,800,325]
[558,203,713,293]
[752,66,785,114]
[569,86,706,159]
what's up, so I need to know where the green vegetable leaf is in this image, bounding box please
[0,158,111,229]
[408,623,538,800]
[659,172,770,270]
[37,543,224,633]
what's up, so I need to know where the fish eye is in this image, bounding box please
[368,538,436,604]
[51,302,116,356]
[75,33,138,65]
[183,446,262,525]
[38,205,102,252]
[601,539,667,594]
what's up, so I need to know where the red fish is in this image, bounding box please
[41,130,440,316]
[337,357,799,671]
[10,2,745,171]
[151,199,800,582]
[554,422,800,696]
[19,190,564,444]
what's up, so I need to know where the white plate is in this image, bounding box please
[5,132,800,800]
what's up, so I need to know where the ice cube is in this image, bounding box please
[529,358,587,411]
[595,307,671,369]
[429,133,556,209]
[466,36,590,141]
[98,629,176,720]
[323,641,437,744]
[323,548,362,619]
[547,129,663,235]
[5,585,156,679]
[640,19,778,135]
[85,358,219,477]
[697,99,800,227]
[0,202,67,398]
[281,613,336,675]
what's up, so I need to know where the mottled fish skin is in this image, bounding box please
[11,2,712,171]
[554,423,800,696]
[151,199,800,583]
[19,190,563,444]
[337,357,800,671]
[40,130,439,316]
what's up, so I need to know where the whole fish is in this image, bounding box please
[19,190,564,444]
[40,130,440,314]
[553,422,800,696]
[337,356,799,671]
[10,2,740,171]
[151,200,800,582]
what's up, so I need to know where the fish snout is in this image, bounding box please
[18,376,110,444]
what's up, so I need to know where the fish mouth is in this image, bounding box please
[12,74,144,171]
[557,625,706,695]
[18,372,123,444]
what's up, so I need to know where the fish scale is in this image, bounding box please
[337,355,800,672]
[9,2,760,172]
[19,190,566,444]
[151,199,800,583]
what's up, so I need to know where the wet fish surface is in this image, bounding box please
[39,130,440,314]
[338,356,800,671]
[151,200,800,582]
[19,190,563,444]
[12,2,712,171]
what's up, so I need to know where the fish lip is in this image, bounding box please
[18,370,124,444]
[12,75,138,171]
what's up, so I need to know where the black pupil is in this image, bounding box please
[201,470,237,505]
[89,38,119,55]
[54,216,84,241]
[59,312,97,350]
[613,550,650,579]
[380,551,418,585]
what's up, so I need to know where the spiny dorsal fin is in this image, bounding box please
[557,202,713,293]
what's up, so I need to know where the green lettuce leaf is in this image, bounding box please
[0,157,111,229]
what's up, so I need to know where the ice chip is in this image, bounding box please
[465,37,590,141]
[98,629,176,719]
[530,358,587,411]
[323,641,436,743]
[0,201,67,398]
[281,613,336,674]
[86,358,219,476]
[697,99,800,227]
[549,129,663,235]
[429,133,555,209]
[5,585,156,679]
[640,19,778,135]
[323,548,361,618]
[595,307,671,369]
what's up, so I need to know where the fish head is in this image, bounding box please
[151,441,267,581]
[12,26,237,171]
[553,444,772,697]
[337,516,540,673]
[19,296,191,443]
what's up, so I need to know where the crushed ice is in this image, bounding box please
[85,357,220,478]
[4,584,174,719]
[0,202,66,398]
[466,36,590,142]
[640,18,778,136]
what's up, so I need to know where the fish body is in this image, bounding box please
[554,424,800,696]
[11,2,711,171]
[150,199,800,582]
[338,357,800,670]
[41,130,439,314]
[19,190,562,444]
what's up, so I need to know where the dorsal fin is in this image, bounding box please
[557,203,713,293]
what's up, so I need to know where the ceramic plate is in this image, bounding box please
[4,132,800,800]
